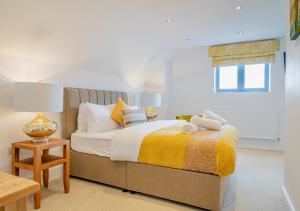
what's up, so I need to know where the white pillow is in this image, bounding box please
[77,103,89,132]
[86,103,119,132]
[127,105,139,110]
[105,104,116,114]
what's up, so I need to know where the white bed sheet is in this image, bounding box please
[71,129,122,157]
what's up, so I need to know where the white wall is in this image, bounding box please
[0,56,143,179]
[167,40,286,147]
[283,24,300,211]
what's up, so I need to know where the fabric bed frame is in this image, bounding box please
[63,87,229,211]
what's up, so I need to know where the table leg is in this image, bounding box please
[42,149,49,188]
[16,197,27,211]
[63,143,70,193]
[33,148,41,209]
[5,197,28,211]
[0,206,4,211]
[12,145,20,176]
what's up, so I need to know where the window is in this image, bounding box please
[215,64,270,93]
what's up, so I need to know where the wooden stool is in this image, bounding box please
[0,172,40,211]
[12,139,70,209]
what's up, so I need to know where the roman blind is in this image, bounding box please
[208,39,280,67]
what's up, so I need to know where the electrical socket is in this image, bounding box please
[8,146,12,155]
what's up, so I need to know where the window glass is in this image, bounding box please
[244,64,265,89]
[219,66,238,89]
[215,63,270,93]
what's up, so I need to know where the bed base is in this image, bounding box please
[71,150,228,211]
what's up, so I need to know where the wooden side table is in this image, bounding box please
[0,171,40,211]
[11,139,70,209]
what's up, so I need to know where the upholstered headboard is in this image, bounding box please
[63,87,128,139]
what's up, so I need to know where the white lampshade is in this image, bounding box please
[141,92,161,108]
[13,82,63,112]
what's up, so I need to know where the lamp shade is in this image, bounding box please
[13,82,63,112]
[141,92,161,108]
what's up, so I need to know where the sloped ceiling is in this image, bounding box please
[0,0,286,89]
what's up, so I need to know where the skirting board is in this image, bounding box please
[282,186,296,211]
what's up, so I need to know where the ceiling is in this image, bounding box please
[0,0,287,88]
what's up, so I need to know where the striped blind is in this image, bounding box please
[208,39,280,67]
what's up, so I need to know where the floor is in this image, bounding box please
[29,149,284,211]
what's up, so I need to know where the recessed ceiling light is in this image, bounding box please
[185,39,191,43]
[235,5,243,10]
[237,31,244,35]
[166,18,174,23]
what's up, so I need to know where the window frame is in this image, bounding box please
[215,63,270,93]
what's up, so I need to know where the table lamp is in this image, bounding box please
[13,82,63,143]
[141,92,161,116]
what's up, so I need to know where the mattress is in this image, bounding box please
[71,129,122,157]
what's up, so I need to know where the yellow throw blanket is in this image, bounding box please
[138,125,239,176]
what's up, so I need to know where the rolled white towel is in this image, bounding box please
[203,110,227,125]
[190,115,222,131]
[182,123,199,134]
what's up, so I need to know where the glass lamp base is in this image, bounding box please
[23,112,58,143]
[32,137,49,143]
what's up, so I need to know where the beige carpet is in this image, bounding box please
[29,149,284,211]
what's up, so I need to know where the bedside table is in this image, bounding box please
[11,138,70,209]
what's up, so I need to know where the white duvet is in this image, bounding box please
[110,120,185,162]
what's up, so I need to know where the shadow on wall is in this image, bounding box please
[0,54,66,82]
[0,53,148,93]
[0,73,14,84]
[45,69,141,92]
[0,53,164,92]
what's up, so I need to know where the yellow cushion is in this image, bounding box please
[111,98,127,125]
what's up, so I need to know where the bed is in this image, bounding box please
[63,87,236,211]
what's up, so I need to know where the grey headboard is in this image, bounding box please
[63,87,128,139]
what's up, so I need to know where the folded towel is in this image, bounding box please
[203,110,227,125]
[182,123,199,134]
[190,115,222,131]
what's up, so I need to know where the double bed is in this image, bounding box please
[63,87,237,211]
